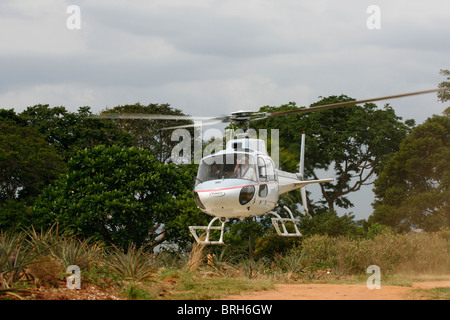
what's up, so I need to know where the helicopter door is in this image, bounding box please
[258,157,268,197]
[257,157,268,182]
[258,157,278,197]
[266,158,276,182]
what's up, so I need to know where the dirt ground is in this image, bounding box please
[14,277,450,300]
[222,281,450,300]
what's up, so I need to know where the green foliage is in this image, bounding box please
[103,244,156,282]
[371,112,450,231]
[252,97,412,213]
[32,145,201,250]
[0,200,33,232]
[223,217,266,259]
[298,230,450,274]
[437,69,450,104]
[252,211,366,260]
[300,210,364,237]
[100,103,194,163]
[0,230,44,288]
[273,250,307,274]
[0,120,65,202]
[254,232,300,260]
[20,104,135,160]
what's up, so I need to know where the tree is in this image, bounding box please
[251,96,414,214]
[32,145,201,250]
[437,69,450,105]
[20,104,135,160]
[371,111,450,231]
[299,210,363,237]
[0,120,65,202]
[100,103,194,163]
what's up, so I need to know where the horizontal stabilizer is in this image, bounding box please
[293,178,334,189]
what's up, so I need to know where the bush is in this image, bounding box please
[27,225,102,270]
[297,230,450,275]
[103,244,156,282]
[32,145,199,251]
[254,233,299,260]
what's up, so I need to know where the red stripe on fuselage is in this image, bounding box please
[195,181,279,193]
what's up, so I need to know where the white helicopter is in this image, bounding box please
[190,126,330,244]
[97,88,444,245]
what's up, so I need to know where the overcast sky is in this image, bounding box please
[1,0,449,220]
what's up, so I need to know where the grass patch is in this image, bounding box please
[422,287,450,300]
[159,270,274,300]
[408,287,450,300]
[123,283,157,300]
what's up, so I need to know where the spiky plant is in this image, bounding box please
[104,244,156,282]
[0,230,44,286]
[274,251,307,274]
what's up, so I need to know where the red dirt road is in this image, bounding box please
[222,281,450,300]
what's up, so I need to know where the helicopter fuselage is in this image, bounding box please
[194,178,279,219]
[193,137,315,219]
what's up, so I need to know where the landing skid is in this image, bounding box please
[189,217,226,245]
[270,206,302,237]
[189,206,302,245]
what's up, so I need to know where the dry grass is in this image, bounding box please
[2,226,449,300]
[27,258,63,288]
[184,241,207,272]
[298,230,450,275]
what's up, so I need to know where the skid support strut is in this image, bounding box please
[270,206,302,237]
[189,217,226,245]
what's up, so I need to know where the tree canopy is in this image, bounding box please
[100,103,194,163]
[371,110,450,231]
[0,119,65,202]
[438,69,450,105]
[251,96,414,214]
[20,104,135,160]
[32,145,201,250]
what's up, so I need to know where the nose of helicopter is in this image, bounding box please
[194,181,256,218]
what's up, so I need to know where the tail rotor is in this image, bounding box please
[299,131,311,217]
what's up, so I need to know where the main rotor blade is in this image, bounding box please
[91,113,225,122]
[160,120,224,130]
[269,88,445,117]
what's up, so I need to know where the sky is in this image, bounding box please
[1,0,449,220]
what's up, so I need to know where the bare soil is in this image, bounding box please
[221,281,450,300]
[8,277,450,300]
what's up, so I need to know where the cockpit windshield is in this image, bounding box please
[196,153,257,184]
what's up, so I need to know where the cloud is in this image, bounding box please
[1,0,448,118]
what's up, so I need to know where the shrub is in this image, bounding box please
[297,230,450,275]
[103,244,156,282]
[27,225,102,270]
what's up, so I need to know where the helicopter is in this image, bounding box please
[96,88,445,245]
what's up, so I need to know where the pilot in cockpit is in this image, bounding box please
[233,157,255,180]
